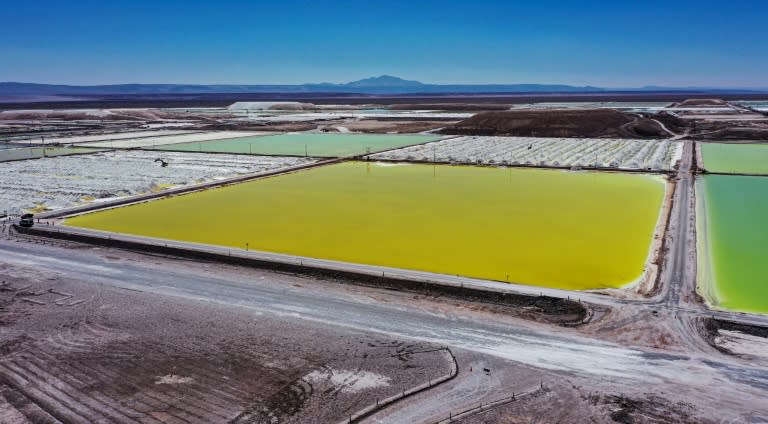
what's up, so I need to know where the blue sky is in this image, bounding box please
[1,0,766,87]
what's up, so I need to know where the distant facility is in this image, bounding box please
[227,101,314,111]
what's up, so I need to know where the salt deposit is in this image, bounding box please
[154,375,194,385]
[0,150,315,214]
[715,330,768,358]
[232,111,473,123]
[736,101,768,112]
[36,130,196,145]
[512,102,669,112]
[81,131,266,149]
[371,136,683,171]
[228,101,312,110]
[303,368,390,393]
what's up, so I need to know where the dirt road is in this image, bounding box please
[1,237,768,423]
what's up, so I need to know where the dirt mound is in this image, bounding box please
[651,111,690,133]
[675,98,728,107]
[389,103,512,111]
[698,126,768,141]
[589,394,699,424]
[266,102,316,111]
[439,109,668,138]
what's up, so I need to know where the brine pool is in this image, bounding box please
[700,143,768,175]
[65,162,667,290]
[697,175,768,313]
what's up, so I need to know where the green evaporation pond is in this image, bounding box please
[701,143,768,175]
[699,175,768,313]
[148,133,440,157]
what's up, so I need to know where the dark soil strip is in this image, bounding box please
[702,317,768,355]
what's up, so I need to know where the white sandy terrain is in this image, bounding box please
[351,110,474,119]
[511,102,669,112]
[371,136,683,171]
[154,374,194,385]
[716,330,768,360]
[30,130,197,145]
[736,101,768,109]
[0,150,315,214]
[662,107,737,112]
[0,108,197,122]
[81,131,267,149]
[303,368,391,394]
[0,109,113,118]
[144,122,204,128]
[678,114,768,121]
[231,111,474,123]
[736,101,768,112]
[228,101,314,111]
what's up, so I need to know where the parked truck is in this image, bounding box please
[19,213,34,228]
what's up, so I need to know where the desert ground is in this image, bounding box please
[2,96,768,423]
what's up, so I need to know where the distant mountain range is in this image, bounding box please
[0,75,764,95]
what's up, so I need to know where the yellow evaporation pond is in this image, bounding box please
[66,162,666,290]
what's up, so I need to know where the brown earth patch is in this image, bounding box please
[439,109,668,138]
[0,273,451,424]
[673,98,728,107]
[389,103,513,111]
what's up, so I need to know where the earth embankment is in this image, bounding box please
[439,109,671,138]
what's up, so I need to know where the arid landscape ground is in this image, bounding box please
[2,95,768,423]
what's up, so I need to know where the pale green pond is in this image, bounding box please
[698,175,768,313]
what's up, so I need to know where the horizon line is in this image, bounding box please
[1,79,767,91]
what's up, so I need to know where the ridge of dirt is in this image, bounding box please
[439,109,668,138]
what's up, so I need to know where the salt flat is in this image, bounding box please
[371,136,682,171]
[0,150,314,214]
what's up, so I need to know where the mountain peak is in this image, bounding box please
[345,75,425,87]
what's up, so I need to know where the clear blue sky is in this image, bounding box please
[2,0,766,87]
